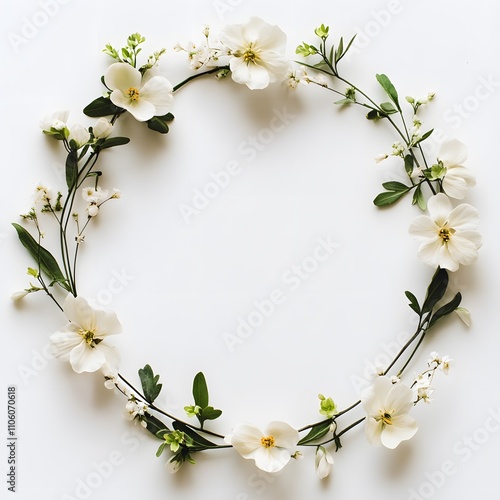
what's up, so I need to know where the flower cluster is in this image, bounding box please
[11,18,480,485]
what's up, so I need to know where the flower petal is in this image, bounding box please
[364,417,383,446]
[384,382,413,417]
[69,342,106,373]
[265,421,299,449]
[93,309,122,338]
[380,414,418,449]
[448,203,480,231]
[447,235,479,266]
[139,76,174,116]
[63,295,96,331]
[227,423,262,458]
[439,139,468,167]
[50,327,82,361]
[98,342,121,374]
[252,446,291,473]
[105,63,141,91]
[416,238,444,268]
[427,193,452,222]
[230,57,270,89]
[409,216,439,240]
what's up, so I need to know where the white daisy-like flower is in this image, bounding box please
[315,446,334,479]
[220,17,290,90]
[125,397,148,428]
[225,421,299,473]
[409,193,481,272]
[105,63,174,122]
[82,186,108,203]
[49,295,121,373]
[361,376,418,449]
[436,139,476,199]
[34,182,54,206]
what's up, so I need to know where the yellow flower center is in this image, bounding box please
[243,44,258,64]
[126,87,140,101]
[261,436,276,448]
[439,227,454,243]
[381,412,393,425]
[79,328,97,345]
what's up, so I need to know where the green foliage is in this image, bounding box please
[373,181,411,206]
[189,372,222,427]
[65,150,78,189]
[147,113,174,134]
[138,364,163,404]
[422,268,449,315]
[298,420,332,446]
[376,73,401,112]
[429,292,462,327]
[12,223,70,291]
[83,96,123,118]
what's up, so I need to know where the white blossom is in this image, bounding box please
[220,17,290,90]
[105,63,174,121]
[50,295,121,373]
[361,376,418,449]
[225,421,299,473]
[409,193,481,272]
[315,446,334,479]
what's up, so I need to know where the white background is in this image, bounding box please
[1,0,499,499]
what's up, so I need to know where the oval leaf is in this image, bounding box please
[193,372,209,409]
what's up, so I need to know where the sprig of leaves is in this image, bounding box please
[185,372,222,428]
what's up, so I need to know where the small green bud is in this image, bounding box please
[318,395,338,419]
[405,96,415,104]
[429,161,446,180]
[314,24,330,39]
[296,42,318,57]
[27,267,39,278]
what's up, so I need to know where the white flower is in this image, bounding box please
[374,153,388,164]
[417,386,434,404]
[125,397,148,427]
[220,17,290,90]
[439,355,453,375]
[68,124,91,149]
[49,295,121,373]
[437,139,476,199]
[315,446,334,479]
[82,186,108,203]
[105,63,174,121]
[93,118,113,139]
[285,67,307,90]
[361,376,418,449]
[11,290,29,301]
[40,110,69,132]
[34,182,54,206]
[409,193,481,271]
[225,421,299,473]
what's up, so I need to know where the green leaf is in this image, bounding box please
[192,372,209,409]
[297,420,331,446]
[147,113,174,134]
[65,150,78,189]
[404,154,414,177]
[412,129,434,146]
[382,181,410,192]
[334,98,354,105]
[429,292,462,328]
[379,102,398,114]
[366,109,385,120]
[376,73,401,112]
[156,441,167,457]
[83,96,122,117]
[405,291,421,315]
[12,223,69,290]
[201,406,222,421]
[412,185,426,211]
[97,137,130,150]
[172,421,218,449]
[138,364,162,404]
[422,268,449,315]
[335,37,344,63]
[373,190,408,206]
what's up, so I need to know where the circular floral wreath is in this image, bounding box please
[12,18,481,479]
